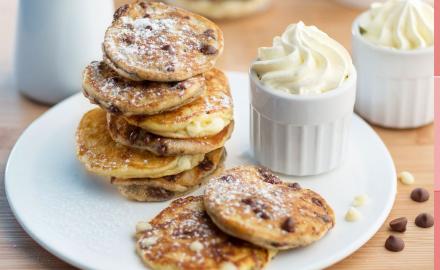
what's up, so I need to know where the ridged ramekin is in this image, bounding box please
[249,68,357,176]
[352,13,434,129]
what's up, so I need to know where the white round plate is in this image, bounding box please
[6,72,396,270]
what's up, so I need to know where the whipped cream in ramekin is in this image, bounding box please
[359,0,433,50]
[251,21,353,95]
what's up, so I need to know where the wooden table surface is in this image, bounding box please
[0,0,434,269]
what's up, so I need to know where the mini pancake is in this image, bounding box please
[107,112,234,156]
[82,61,205,116]
[76,108,204,179]
[135,196,275,270]
[112,147,225,202]
[124,69,233,139]
[204,166,335,250]
[103,1,223,82]
[163,0,271,20]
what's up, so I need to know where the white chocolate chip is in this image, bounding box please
[136,222,152,233]
[220,262,238,270]
[352,194,369,207]
[139,236,158,248]
[189,240,204,252]
[398,171,415,185]
[345,207,362,222]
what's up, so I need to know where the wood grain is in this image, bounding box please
[0,0,433,269]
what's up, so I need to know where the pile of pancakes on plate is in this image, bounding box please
[135,166,335,269]
[76,0,233,202]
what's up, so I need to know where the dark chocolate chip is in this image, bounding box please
[220,175,235,183]
[175,82,186,90]
[183,15,190,19]
[410,188,429,202]
[281,217,295,232]
[389,217,407,232]
[146,25,153,30]
[256,209,270,220]
[123,34,135,44]
[157,144,168,155]
[312,198,323,207]
[258,167,282,184]
[200,44,218,55]
[241,197,255,206]
[161,44,175,55]
[287,182,301,189]
[113,4,128,21]
[385,235,404,252]
[203,29,216,39]
[108,105,121,114]
[143,14,150,18]
[138,1,147,9]
[198,157,214,171]
[166,65,175,72]
[321,214,333,224]
[415,213,434,228]
[164,175,177,182]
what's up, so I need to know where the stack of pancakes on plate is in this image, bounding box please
[76,1,233,202]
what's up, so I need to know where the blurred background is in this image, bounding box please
[0,0,433,270]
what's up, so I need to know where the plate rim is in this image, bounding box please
[5,71,397,270]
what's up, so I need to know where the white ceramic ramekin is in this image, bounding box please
[352,13,434,129]
[249,68,357,176]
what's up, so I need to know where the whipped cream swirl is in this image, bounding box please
[360,0,434,50]
[252,22,353,95]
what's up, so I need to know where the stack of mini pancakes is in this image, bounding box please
[76,1,233,202]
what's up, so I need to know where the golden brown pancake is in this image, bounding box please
[135,196,275,269]
[204,166,335,250]
[103,1,223,81]
[76,108,204,179]
[82,61,205,116]
[112,147,225,202]
[124,69,233,139]
[107,112,234,156]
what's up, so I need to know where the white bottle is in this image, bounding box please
[15,0,114,104]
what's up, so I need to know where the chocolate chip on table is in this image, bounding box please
[385,235,405,252]
[410,188,429,202]
[200,44,218,55]
[415,213,434,228]
[281,217,295,233]
[389,217,407,232]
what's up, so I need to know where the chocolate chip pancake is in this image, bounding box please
[163,0,271,19]
[135,196,275,270]
[124,69,233,139]
[82,61,204,116]
[112,147,225,202]
[204,166,335,250]
[107,112,234,156]
[76,108,204,179]
[103,1,223,81]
